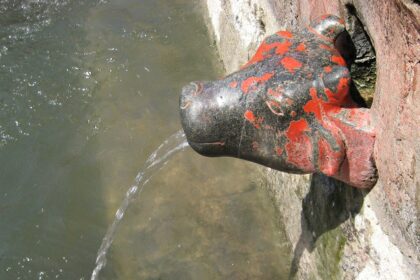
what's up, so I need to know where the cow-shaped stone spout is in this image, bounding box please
[180,15,377,188]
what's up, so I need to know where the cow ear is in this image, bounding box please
[321,65,353,105]
[322,66,350,93]
[310,14,346,42]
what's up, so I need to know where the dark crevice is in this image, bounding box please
[258,18,266,33]
[289,174,367,279]
[344,4,377,107]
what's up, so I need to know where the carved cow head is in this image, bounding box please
[180,15,377,188]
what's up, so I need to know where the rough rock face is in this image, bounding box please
[202,0,419,278]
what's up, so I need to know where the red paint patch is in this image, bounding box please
[324,77,350,104]
[286,119,309,141]
[274,40,293,56]
[337,77,350,95]
[241,72,274,93]
[296,43,306,52]
[229,81,238,88]
[247,41,292,65]
[324,66,333,73]
[317,137,342,176]
[319,44,335,51]
[331,55,346,66]
[247,42,276,65]
[277,31,293,38]
[244,110,262,129]
[303,88,323,120]
[280,57,302,73]
[285,119,314,172]
[244,110,256,122]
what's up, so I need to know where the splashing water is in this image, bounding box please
[91,130,189,280]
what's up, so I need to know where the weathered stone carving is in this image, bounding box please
[180,15,377,188]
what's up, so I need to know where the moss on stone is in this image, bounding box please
[315,227,347,279]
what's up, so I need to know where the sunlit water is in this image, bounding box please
[0,0,291,279]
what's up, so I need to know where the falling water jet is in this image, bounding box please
[91,130,188,280]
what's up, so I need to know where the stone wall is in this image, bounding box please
[202,0,419,278]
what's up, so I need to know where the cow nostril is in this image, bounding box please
[180,100,192,110]
[182,81,203,97]
[191,82,203,96]
[180,82,204,110]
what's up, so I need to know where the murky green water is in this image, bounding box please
[0,0,291,279]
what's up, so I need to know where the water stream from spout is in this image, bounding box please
[91,130,189,280]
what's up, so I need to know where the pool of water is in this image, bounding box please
[0,0,291,279]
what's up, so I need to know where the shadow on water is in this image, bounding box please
[288,174,368,278]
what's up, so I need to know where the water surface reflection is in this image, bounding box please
[0,0,291,279]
